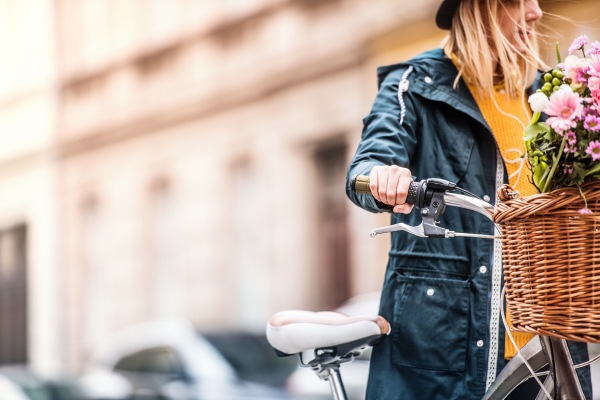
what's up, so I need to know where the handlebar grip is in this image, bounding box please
[406,181,418,205]
[350,174,417,205]
[351,174,372,195]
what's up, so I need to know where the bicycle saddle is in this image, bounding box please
[266,310,390,356]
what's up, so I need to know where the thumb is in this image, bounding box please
[393,204,413,214]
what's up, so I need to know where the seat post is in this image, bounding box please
[324,365,348,400]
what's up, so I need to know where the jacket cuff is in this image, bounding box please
[347,161,394,213]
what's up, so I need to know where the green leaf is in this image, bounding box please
[535,163,550,189]
[585,162,600,176]
[524,122,550,142]
[537,142,555,152]
[572,162,586,185]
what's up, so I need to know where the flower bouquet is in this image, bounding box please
[492,36,600,343]
[524,36,600,210]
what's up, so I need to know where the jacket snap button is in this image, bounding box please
[483,195,491,202]
[480,266,487,274]
[427,288,434,296]
[477,340,484,347]
[424,76,432,84]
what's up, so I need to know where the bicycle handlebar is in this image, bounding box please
[350,174,498,239]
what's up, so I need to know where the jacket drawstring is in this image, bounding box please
[397,66,414,126]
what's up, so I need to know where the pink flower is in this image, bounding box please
[584,114,600,132]
[569,35,589,53]
[577,67,592,84]
[589,76,600,112]
[563,55,592,85]
[579,208,593,214]
[564,141,577,154]
[563,164,574,174]
[586,140,600,160]
[589,54,600,78]
[564,131,577,144]
[584,105,598,116]
[544,90,584,134]
[587,41,600,56]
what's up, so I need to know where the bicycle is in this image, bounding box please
[266,175,600,400]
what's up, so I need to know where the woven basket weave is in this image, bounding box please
[493,181,600,343]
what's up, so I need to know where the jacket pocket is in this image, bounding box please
[392,275,470,372]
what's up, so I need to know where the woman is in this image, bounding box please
[346,0,592,399]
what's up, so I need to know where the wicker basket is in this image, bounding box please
[493,181,600,343]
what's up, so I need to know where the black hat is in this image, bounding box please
[436,0,462,30]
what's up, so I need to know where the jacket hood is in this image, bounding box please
[376,48,453,89]
[375,48,545,134]
[377,48,542,95]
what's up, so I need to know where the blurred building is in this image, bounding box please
[0,0,599,377]
[54,0,448,372]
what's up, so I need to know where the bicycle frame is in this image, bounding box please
[482,335,585,400]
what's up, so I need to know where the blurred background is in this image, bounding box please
[0,0,599,399]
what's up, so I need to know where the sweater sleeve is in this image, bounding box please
[346,68,419,213]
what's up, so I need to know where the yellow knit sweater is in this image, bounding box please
[448,52,536,359]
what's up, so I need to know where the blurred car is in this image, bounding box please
[284,292,381,400]
[0,366,80,400]
[203,332,297,388]
[78,320,290,400]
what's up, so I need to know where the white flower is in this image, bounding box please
[529,92,550,113]
[558,84,573,93]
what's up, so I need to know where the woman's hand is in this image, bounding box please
[369,165,414,214]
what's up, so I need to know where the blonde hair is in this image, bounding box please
[442,0,548,99]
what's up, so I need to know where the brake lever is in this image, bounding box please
[370,222,427,238]
[370,186,501,240]
[370,222,501,240]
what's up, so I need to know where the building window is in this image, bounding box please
[150,180,183,319]
[0,224,28,364]
[231,160,271,330]
[313,141,350,309]
[82,200,109,348]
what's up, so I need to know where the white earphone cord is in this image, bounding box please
[489,64,532,189]
[501,286,554,400]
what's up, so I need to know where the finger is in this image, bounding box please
[370,168,380,202]
[386,167,401,206]
[393,204,414,214]
[377,169,390,205]
[396,173,413,205]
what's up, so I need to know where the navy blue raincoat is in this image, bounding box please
[346,48,591,400]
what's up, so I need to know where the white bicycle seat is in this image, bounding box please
[266,310,390,355]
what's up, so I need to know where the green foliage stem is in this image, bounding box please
[542,135,567,193]
[556,42,562,64]
[578,185,589,209]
